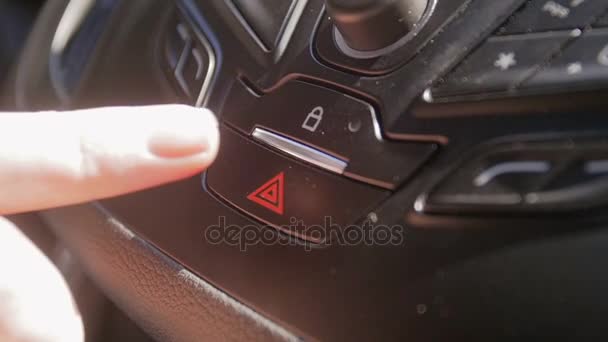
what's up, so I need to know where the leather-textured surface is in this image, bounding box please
[42,204,298,342]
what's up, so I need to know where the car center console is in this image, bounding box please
[16,0,608,340]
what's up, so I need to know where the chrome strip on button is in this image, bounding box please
[585,160,608,175]
[473,161,551,187]
[252,128,347,175]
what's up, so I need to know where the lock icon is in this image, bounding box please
[301,106,324,133]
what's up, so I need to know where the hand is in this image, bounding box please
[0,105,220,341]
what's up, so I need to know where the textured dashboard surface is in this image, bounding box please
[42,204,298,342]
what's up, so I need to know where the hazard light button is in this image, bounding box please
[206,125,389,243]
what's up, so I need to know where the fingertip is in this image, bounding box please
[146,105,220,162]
[0,105,222,214]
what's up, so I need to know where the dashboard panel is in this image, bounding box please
[13,0,608,340]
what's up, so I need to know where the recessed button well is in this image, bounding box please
[499,0,608,35]
[427,157,555,210]
[206,126,389,243]
[223,80,436,189]
[421,140,608,215]
[432,31,572,97]
[524,29,608,90]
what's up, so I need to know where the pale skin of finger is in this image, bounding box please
[0,217,83,342]
[0,104,219,215]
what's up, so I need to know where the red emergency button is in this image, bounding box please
[247,172,285,215]
[206,125,389,243]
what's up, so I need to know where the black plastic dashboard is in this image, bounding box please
[13,0,608,340]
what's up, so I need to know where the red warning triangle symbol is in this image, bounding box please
[247,172,285,215]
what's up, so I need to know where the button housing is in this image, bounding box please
[206,125,389,243]
[524,28,608,90]
[223,80,437,190]
[498,0,608,35]
[422,147,559,212]
[432,31,573,97]
[420,139,608,215]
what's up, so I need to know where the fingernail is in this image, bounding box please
[147,107,219,159]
